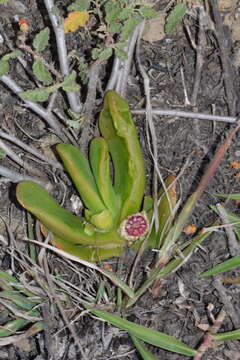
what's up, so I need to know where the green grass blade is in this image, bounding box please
[0,318,28,337]
[199,256,240,277]
[130,335,159,360]
[0,290,38,310]
[0,271,17,290]
[0,271,18,284]
[88,308,197,356]
[212,329,240,341]
[214,193,240,200]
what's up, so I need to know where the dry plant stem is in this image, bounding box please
[0,139,47,179]
[210,0,237,116]
[0,131,63,170]
[216,203,240,257]
[115,25,140,97]
[79,61,101,153]
[223,276,240,284]
[106,56,121,90]
[0,75,66,140]
[23,238,134,298]
[180,66,190,105]
[194,308,226,360]
[213,278,240,328]
[132,109,237,124]
[41,256,87,359]
[41,302,56,360]
[43,0,82,114]
[0,166,47,184]
[191,6,206,106]
[47,92,58,113]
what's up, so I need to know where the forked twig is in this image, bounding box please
[194,308,226,360]
[43,0,82,114]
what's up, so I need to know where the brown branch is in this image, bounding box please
[194,308,226,360]
[210,0,237,116]
[191,6,206,106]
[79,61,101,153]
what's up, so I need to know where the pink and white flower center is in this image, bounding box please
[125,215,148,237]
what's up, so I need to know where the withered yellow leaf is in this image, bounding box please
[64,11,89,33]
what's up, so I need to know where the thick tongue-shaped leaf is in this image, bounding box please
[16,181,125,247]
[89,137,120,219]
[48,233,124,262]
[56,144,106,214]
[99,90,145,221]
[56,143,115,231]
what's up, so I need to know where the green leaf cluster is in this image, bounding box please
[165,3,187,34]
[89,0,157,61]
[19,71,80,102]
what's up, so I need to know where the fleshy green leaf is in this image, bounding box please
[32,60,53,85]
[16,181,125,248]
[56,144,106,214]
[165,3,187,34]
[99,90,145,221]
[88,308,197,356]
[89,137,119,217]
[33,27,50,52]
[199,256,240,278]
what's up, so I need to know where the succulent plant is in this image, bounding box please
[16,91,176,261]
